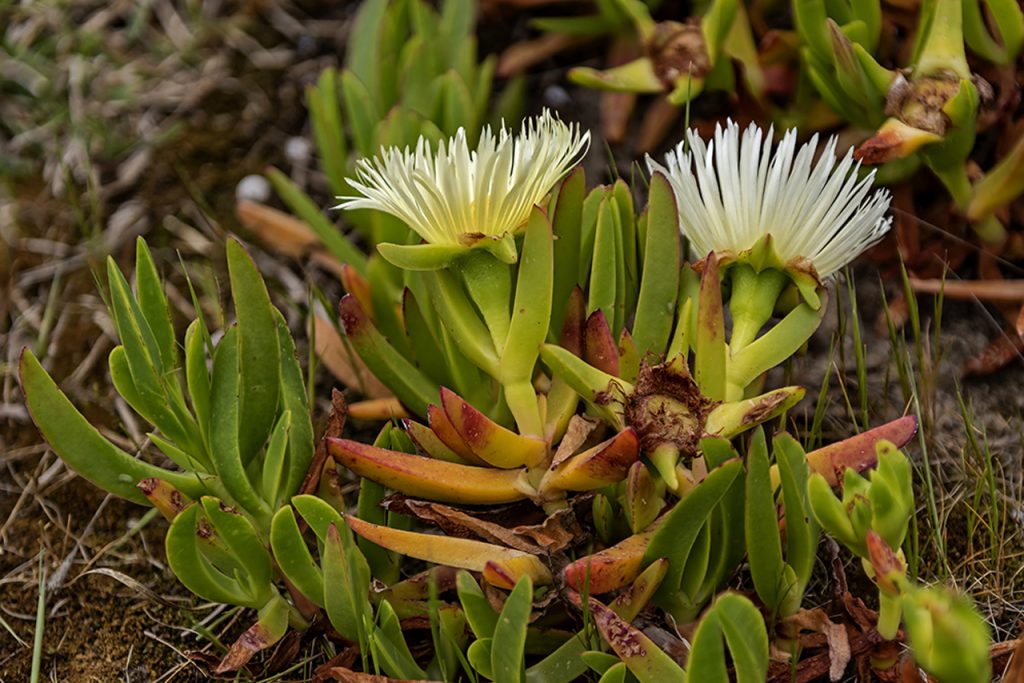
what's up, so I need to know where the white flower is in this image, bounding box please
[647,121,892,279]
[338,110,590,248]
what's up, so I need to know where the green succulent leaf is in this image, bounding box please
[199,497,274,603]
[324,522,373,646]
[525,637,589,683]
[345,0,388,107]
[807,473,861,553]
[338,294,437,417]
[260,412,291,508]
[306,68,347,196]
[166,504,258,607]
[106,257,195,447]
[589,197,622,333]
[20,349,204,504]
[646,459,743,607]
[426,269,501,377]
[457,571,499,639]
[694,255,727,401]
[468,637,495,679]
[632,173,681,360]
[686,593,769,683]
[133,238,177,372]
[289,494,342,545]
[728,300,824,391]
[901,586,992,683]
[597,662,629,683]
[774,433,819,604]
[539,344,631,429]
[274,313,315,498]
[744,428,792,615]
[372,599,428,680]
[184,319,212,452]
[269,505,324,607]
[549,168,585,340]
[209,327,271,522]
[491,575,533,683]
[226,239,281,462]
[343,69,386,158]
[502,207,554,435]
[581,651,623,676]
[569,60,664,93]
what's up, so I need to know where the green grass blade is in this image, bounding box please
[265,167,368,273]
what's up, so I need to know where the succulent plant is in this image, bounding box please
[258,0,525,272]
[21,238,315,669]
[20,112,997,681]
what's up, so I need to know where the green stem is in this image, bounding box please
[456,251,512,355]
[728,266,787,353]
[876,590,903,640]
[30,552,45,683]
[915,0,970,79]
[504,380,543,440]
[934,166,1008,245]
[724,381,746,402]
[727,300,825,395]
[937,164,973,209]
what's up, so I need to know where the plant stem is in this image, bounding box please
[728,266,787,352]
[30,552,46,683]
[456,251,512,355]
[915,0,970,78]
[876,590,903,640]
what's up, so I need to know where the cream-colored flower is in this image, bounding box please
[338,110,590,247]
[647,121,892,279]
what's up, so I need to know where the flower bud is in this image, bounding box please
[902,586,992,683]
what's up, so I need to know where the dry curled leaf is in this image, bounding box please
[397,499,581,554]
[311,314,392,399]
[300,389,348,495]
[312,647,360,682]
[325,668,442,683]
[214,619,282,674]
[550,414,599,469]
[785,608,852,681]
[236,200,320,258]
[998,635,1024,682]
[960,329,1024,377]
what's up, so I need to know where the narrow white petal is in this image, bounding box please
[337,110,590,246]
[656,121,892,278]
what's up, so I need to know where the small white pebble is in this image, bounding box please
[285,136,312,165]
[236,174,271,202]
[543,85,572,108]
